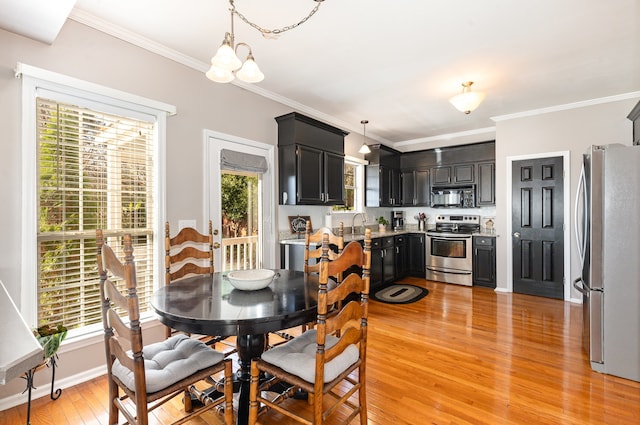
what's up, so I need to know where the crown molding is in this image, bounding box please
[394,126,496,148]
[491,91,640,122]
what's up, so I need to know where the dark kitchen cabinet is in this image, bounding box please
[473,236,496,288]
[394,235,407,279]
[296,146,345,204]
[407,233,426,277]
[401,169,430,206]
[366,165,402,207]
[432,163,475,185]
[276,112,348,205]
[365,145,401,207]
[370,237,395,289]
[477,162,495,205]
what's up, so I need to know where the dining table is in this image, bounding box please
[150,268,319,425]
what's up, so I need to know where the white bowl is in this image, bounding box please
[227,269,276,291]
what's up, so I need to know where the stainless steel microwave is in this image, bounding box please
[431,186,476,208]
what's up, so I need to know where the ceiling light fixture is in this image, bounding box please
[449,81,486,114]
[358,120,371,154]
[206,0,324,84]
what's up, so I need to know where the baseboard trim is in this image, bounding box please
[0,365,107,411]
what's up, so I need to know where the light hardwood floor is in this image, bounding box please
[2,278,640,424]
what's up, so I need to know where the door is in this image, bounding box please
[206,132,276,272]
[512,156,564,298]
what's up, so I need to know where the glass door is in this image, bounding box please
[205,132,276,272]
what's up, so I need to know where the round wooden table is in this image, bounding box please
[150,269,319,424]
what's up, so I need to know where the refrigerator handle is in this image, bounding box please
[574,164,586,266]
[573,277,589,296]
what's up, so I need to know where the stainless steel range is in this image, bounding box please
[426,214,480,286]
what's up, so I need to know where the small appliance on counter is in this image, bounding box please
[391,211,405,231]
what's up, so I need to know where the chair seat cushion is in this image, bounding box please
[112,334,224,393]
[261,330,359,383]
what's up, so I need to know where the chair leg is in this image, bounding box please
[108,381,119,425]
[359,367,367,425]
[248,360,260,424]
[224,358,235,425]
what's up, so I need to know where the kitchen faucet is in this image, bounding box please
[352,213,367,235]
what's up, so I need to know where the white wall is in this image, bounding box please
[494,99,639,297]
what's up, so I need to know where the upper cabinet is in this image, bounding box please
[401,169,430,206]
[365,144,402,207]
[276,112,349,205]
[431,163,475,186]
[477,162,496,205]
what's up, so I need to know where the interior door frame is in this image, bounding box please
[505,150,572,301]
[203,129,277,270]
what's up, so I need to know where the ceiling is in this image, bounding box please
[2,0,640,149]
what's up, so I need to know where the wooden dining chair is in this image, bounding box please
[249,229,371,425]
[165,220,214,288]
[165,221,236,355]
[96,229,234,425]
[303,221,345,275]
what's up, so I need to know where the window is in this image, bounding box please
[333,159,364,212]
[37,99,155,331]
[19,63,173,336]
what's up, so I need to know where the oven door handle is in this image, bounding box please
[426,234,472,240]
[426,267,472,275]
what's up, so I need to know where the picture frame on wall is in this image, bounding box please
[288,215,312,234]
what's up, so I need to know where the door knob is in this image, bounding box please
[513,232,521,238]
[213,242,221,249]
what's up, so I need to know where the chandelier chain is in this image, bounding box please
[229,0,323,37]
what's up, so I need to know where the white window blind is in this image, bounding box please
[36,97,155,330]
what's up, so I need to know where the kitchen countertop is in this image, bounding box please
[279,227,497,244]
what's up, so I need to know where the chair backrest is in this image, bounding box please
[165,221,214,284]
[304,221,344,274]
[314,228,371,391]
[96,230,149,421]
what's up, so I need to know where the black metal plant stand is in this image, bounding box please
[22,354,62,425]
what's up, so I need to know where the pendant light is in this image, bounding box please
[358,120,371,154]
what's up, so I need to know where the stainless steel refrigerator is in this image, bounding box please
[574,143,640,382]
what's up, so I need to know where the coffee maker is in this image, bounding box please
[392,211,405,231]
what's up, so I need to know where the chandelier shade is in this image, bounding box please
[449,81,486,114]
[235,51,264,83]
[210,35,242,71]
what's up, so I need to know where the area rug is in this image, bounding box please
[370,284,429,304]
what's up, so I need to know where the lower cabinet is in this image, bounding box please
[406,233,426,277]
[473,236,496,288]
[370,237,395,289]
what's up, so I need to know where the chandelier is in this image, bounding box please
[449,81,486,114]
[206,0,325,84]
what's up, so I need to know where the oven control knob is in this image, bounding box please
[513,232,521,238]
